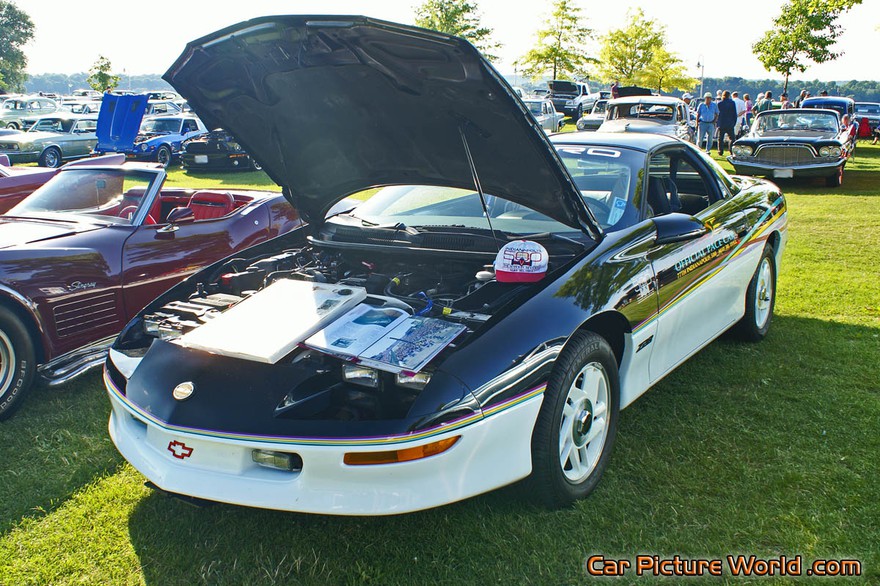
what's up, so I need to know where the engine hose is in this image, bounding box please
[415,292,433,316]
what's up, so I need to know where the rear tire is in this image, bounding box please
[732,245,776,341]
[5,122,19,130]
[38,146,62,168]
[529,331,620,508]
[0,307,37,421]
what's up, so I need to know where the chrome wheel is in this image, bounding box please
[754,257,773,329]
[0,329,16,400]
[558,361,609,483]
[42,148,61,168]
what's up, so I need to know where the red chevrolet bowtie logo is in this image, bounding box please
[167,440,194,459]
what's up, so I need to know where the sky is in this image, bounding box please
[19,0,880,83]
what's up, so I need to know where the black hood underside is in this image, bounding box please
[163,15,597,236]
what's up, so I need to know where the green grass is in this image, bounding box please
[1,147,878,585]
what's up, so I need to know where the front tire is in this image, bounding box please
[0,307,37,421]
[38,146,62,168]
[530,331,620,508]
[732,245,776,341]
[156,145,172,168]
[825,165,843,187]
[5,122,19,130]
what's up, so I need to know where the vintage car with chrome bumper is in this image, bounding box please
[728,108,849,187]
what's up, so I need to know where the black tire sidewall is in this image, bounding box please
[0,308,36,420]
[531,331,620,508]
[39,147,62,168]
[157,145,172,167]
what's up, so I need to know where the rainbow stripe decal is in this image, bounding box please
[633,196,787,335]
[105,368,546,447]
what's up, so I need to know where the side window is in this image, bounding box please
[646,149,720,218]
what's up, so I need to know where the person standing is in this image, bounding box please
[795,89,808,108]
[744,93,754,126]
[732,91,747,136]
[754,91,774,114]
[780,92,793,109]
[611,81,619,99]
[717,91,737,156]
[696,92,719,154]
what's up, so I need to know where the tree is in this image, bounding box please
[752,0,863,93]
[641,47,698,94]
[87,56,120,92]
[595,8,664,85]
[414,0,500,60]
[518,0,593,81]
[0,1,35,92]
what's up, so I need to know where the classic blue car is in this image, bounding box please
[800,96,854,120]
[105,16,788,515]
[95,94,207,167]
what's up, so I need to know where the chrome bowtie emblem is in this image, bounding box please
[172,381,195,401]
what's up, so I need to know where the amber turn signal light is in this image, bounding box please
[343,436,460,466]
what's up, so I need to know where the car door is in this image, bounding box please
[119,192,272,317]
[645,147,751,382]
[69,119,98,157]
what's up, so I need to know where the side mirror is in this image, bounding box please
[653,213,709,245]
[0,154,9,166]
[166,206,195,225]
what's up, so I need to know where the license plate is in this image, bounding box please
[194,155,208,164]
[773,169,794,178]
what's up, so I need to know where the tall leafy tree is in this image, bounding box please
[87,56,120,92]
[0,1,35,92]
[414,0,500,60]
[595,8,664,85]
[518,0,593,81]
[641,47,698,94]
[752,0,863,93]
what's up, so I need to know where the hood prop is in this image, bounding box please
[459,126,501,253]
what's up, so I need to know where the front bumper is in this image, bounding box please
[106,367,544,515]
[0,151,39,164]
[727,157,844,178]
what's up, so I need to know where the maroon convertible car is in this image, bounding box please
[0,161,302,418]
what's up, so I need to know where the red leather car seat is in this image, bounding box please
[187,191,235,220]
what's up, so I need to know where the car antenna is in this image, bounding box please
[459,126,502,252]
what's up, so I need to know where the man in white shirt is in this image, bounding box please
[732,91,747,136]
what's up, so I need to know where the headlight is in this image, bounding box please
[136,143,146,152]
[819,146,841,157]
[732,145,754,157]
[396,371,432,391]
[342,364,379,388]
[565,100,575,106]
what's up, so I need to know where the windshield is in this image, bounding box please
[591,101,607,115]
[555,144,642,231]
[140,118,182,134]
[855,103,879,114]
[754,111,839,134]
[28,118,74,133]
[7,169,159,225]
[526,101,544,115]
[348,185,581,237]
[609,103,674,121]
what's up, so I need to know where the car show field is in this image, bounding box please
[0,144,876,584]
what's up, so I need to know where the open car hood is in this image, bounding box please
[163,16,597,235]
[96,94,147,152]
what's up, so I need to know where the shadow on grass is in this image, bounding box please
[0,371,122,534]
[122,314,879,585]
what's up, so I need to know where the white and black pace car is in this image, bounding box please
[105,16,788,515]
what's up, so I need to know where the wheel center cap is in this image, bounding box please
[573,400,594,447]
